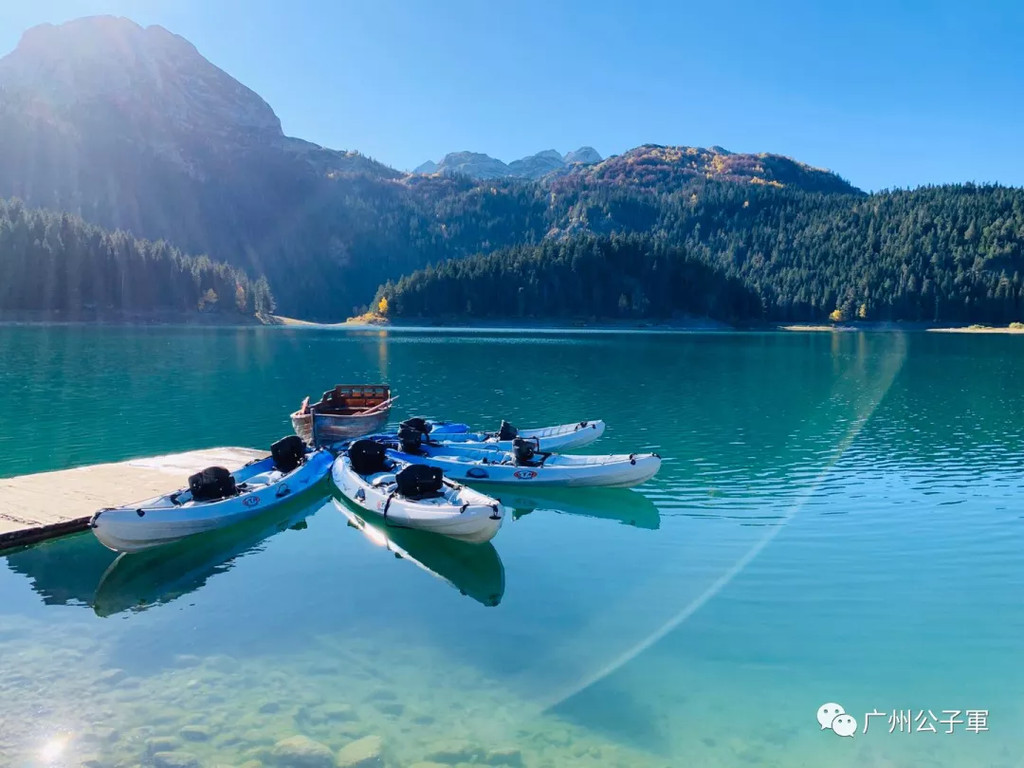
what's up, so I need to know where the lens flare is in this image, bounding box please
[39,734,69,762]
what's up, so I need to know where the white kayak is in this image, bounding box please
[385,434,662,489]
[90,438,334,554]
[418,419,606,452]
[332,440,503,544]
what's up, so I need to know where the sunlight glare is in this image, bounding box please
[38,734,69,762]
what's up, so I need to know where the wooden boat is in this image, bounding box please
[332,440,503,544]
[290,384,395,446]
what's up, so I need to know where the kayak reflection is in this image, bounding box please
[332,497,505,607]
[92,492,329,617]
[2,531,118,607]
[498,487,661,530]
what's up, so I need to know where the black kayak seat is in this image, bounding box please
[350,439,388,475]
[189,466,237,502]
[271,434,306,473]
[396,464,444,500]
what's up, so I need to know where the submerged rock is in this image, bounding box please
[424,740,482,764]
[85,726,120,744]
[485,747,523,766]
[145,737,179,756]
[96,668,127,685]
[205,654,241,673]
[334,734,383,768]
[321,704,357,722]
[372,701,403,717]
[180,725,211,742]
[151,752,201,768]
[268,735,334,768]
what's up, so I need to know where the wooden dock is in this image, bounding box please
[0,447,266,551]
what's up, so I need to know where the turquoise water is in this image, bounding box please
[1,326,1023,768]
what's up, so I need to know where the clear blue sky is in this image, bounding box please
[2,0,1022,192]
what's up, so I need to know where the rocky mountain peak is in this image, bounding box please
[564,146,602,165]
[0,15,283,143]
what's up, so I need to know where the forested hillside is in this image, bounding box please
[0,199,273,318]
[378,236,761,322]
[378,183,1024,324]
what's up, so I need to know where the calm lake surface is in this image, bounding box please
[1,325,1022,768]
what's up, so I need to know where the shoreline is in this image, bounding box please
[3,312,1024,335]
[271,315,1024,335]
[0,310,265,327]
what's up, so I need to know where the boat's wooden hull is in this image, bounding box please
[291,409,391,445]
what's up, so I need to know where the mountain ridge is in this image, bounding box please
[414,146,604,180]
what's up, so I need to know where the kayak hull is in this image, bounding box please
[386,445,661,488]
[89,450,334,554]
[332,455,503,544]
[427,420,606,452]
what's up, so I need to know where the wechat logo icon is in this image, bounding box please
[817,702,857,737]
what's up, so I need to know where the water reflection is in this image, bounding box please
[94,492,328,617]
[3,491,329,616]
[502,487,661,530]
[3,532,117,606]
[332,497,505,607]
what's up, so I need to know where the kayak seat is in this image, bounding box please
[350,439,389,475]
[396,464,444,501]
[188,466,238,502]
[271,435,307,473]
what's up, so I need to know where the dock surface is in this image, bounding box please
[0,447,266,550]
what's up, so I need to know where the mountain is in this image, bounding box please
[10,15,1015,329]
[508,149,566,179]
[550,144,859,195]
[430,151,512,179]
[564,146,602,165]
[414,147,603,180]
[0,16,401,317]
[409,144,856,195]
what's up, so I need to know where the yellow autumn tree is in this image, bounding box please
[829,307,845,323]
[377,296,389,316]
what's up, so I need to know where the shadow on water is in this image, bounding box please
[93,491,330,617]
[331,496,505,607]
[2,488,330,616]
[2,531,118,606]
[499,487,661,530]
[549,675,672,756]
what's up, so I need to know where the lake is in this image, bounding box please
[1,325,1022,768]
